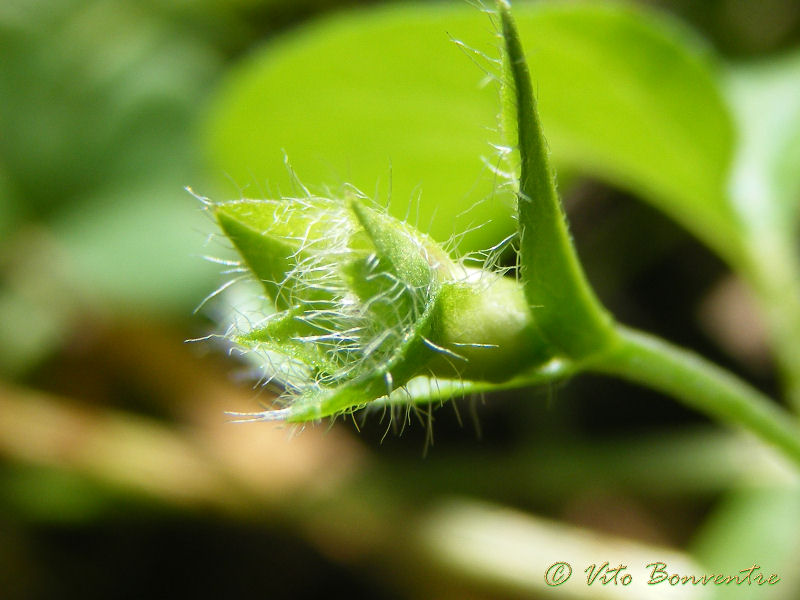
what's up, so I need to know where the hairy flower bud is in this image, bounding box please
[211,193,551,422]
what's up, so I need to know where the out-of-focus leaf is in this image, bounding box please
[204,3,511,253]
[726,49,800,239]
[0,181,220,374]
[0,0,219,217]
[52,180,219,313]
[0,0,226,321]
[204,2,737,261]
[0,164,18,239]
[0,229,76,376]
[517,2,738,262]
[692,484,800,599]
[0,288,67,376]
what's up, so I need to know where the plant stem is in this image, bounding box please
[591,325,800,470]
[744,237,800,414]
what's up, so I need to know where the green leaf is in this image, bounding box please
[0,0,219,219]
[203,4,515,254]
[726,49,800,239]
[204,1,738,263]
[0,0,224,322]
[514,2,739,265]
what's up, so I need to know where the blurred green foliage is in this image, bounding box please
[0,0,225,374]
[2,0,800,598]
[727,49,800,236]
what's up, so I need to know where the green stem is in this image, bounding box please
[378,356,578,409]
[495,2,800,469]
[592,325,800,469]
[744,237,800,413]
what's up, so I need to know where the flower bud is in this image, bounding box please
[212,194,552,421]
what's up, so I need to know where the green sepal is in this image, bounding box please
[284,293,440,421]
[349,199,442,289]
[345,199,445,333]
[498,1,616,358]
[213,198,348,308]
[235,307,340,379]
[214,206,296,308]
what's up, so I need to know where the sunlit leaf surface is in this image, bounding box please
[205,2,737,261]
